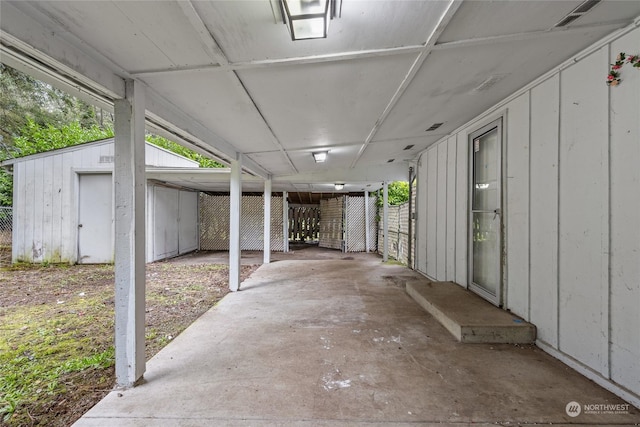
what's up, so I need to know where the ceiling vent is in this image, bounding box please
[425,123,443,132]
[403,144,415,150]
[387,159,395,163]
[555,0,601,27]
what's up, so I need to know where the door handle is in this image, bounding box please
[493,208,501,220]
[78,224,83,228]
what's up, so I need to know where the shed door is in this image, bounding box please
[154,186,179,260]
[178,191,198,254]
[78,174,113,264]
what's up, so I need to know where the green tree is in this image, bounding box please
[12,120,113,157]
[146,134,223,168]
[0,64,110,147]
[378,181,409,206]
[0,64,222,206]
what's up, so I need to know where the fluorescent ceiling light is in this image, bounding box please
[334,183,344,190]
[280,0,341,41]
[312,151,328,163]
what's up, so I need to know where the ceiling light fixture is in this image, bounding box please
[312,151,328,163]
[334,183,344,190]
[280,0,342,41]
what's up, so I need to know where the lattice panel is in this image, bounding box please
[345,196,365,252]
[378,200,413,264]
[200,194,284,251]
[319,197,343,250]
[0,207,12,247]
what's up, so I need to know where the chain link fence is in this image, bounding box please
[0,207,12,265]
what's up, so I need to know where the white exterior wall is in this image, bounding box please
[415,26,640,405]
[11,139,198,263]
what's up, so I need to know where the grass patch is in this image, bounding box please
[0,292,114,424]
[0,261,256,426]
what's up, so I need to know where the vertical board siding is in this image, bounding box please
[436,144,448,280]
[61,154,75,262]
[446,137,456,281]
[33,158,45,262]
[22,161,35,262]
[609,29,640,393]
[558,49,609,374]
[426,149,438,278]
[529,75,560,347]
[455,133,468,287]
[416,165,428,273]
[153,186,180,260]
[505,93,530,319]
[51,155,63,263]
[414,25,640,403]
[178,191,199,255]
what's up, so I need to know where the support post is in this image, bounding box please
[283,191,289,252]
[383,181,389,262]
[263,177,272,264]
[229,154,242,291]
[364,190,370,253]
[114,79,146,388]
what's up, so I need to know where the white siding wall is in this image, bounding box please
[12,140,198,263]
[415,25,640,405]
[146,185,199,262]
[12,142,112,262]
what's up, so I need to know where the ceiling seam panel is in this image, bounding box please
[432,20,629,51]
[176,0,229,66]
[349,0,464,169]
[129,45,425,78]
[143,83,270,178]
[176,0,298,175]
[230,72,299,174]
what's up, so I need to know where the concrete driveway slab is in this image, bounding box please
[74,255,640,426]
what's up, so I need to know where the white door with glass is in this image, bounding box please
[469,119,502,305]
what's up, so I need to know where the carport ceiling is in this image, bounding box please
[2,1,640,192]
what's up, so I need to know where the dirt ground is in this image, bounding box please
[0,258,258,426]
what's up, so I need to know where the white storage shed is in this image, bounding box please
[4,138,200,264]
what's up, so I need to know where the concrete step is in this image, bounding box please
[406,279,536,344]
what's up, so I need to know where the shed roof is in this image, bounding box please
[1,138,199,168]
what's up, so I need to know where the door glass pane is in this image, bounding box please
[473,130,498,211]
[472,212,499,296]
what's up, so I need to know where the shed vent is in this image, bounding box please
[425,123,443,131]
[555,0,601,27]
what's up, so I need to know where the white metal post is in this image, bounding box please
[364,190,370,253]
[383,182,389,262]
[229,154,242,291]
[283,191,289,252]
[114,79,146,388]
[263,177,272,264]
